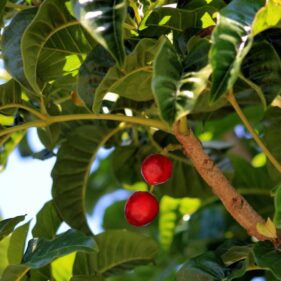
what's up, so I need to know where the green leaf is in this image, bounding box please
[52,124,121,234]
[8,221,30,264]
[242,41,281,103]
[23,229,97,269]
[71,0,127,66]
[140,6,217,32]
[209,0,264,101]
[176,252,227,281]
[93,230,159,276]
[70,276,104,281]
[2,8,37,90]
[274,184,281,228]
[254,241,281,279]
[253,0,281,35]
[0,131,25,172]
[52,253,76,281]
[263,107,281,181]
[77,45,114,110]
[0,80,22,114]
[0,236,10,276]
[0,0,7,27]
[21,0,94,94]
[1,264,29,281]
[152,37,211,125]
[0,215,26,241]
[221,245,251,266]
[93,38,162,113]
[32,200,62,239]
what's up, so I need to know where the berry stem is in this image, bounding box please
[173,122,268,241]
[149,185,155,193]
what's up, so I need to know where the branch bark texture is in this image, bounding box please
[173,123,267,240]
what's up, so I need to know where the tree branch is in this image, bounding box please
[173,122,267,241]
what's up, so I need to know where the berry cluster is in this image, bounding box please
[125,154,173,227]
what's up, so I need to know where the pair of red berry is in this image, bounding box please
[125,154,173,227]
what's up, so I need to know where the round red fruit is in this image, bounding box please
[141,154,173,185]
[125,191,159,227]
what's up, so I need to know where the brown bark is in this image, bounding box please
[173,123,267,241]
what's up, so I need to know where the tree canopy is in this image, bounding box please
[0,0,281,280]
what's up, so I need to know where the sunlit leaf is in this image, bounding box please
[253,0,281,35]
[93,38,162,113]
[8,221,30,264]
[71,0,127,65]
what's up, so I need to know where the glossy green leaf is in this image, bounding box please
[1,264,29,281]
[253,0,281,35]
[274,184,281,228]
[242,41,281,104]
[21,0,94,94]
[140,6,217,32]
[221,246,251,266]
[52,124,120,233]
[2,8,37,90]
[32,200,62,239]
[8,221,30,264]
[209,0,264,101]
[254,241,281,279]
[23,229,97,269]
[152,37,211,125]
[71,0,127,65]
[93,230,159,276]
[0,215,25,241]
[93,38,162,113]
[0,80,22,114]
[77,45,114,110]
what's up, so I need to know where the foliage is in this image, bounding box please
[0,0,281,280]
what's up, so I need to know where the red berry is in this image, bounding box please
[141,154,173,185]
[125,191,159,226]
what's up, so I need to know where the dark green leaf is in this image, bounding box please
[70,275,104,281]
[221,245,251,266]
[242,41,281,104]
[176,252,227,281]
[21,0,94,94]
[0,80,22,114]
[140,6,216,32]
[8,221,30,264]
[2,8,37,90]
[52,124,121,233]
[179,0,225,10]
[152,37,211,125]
[77,45,114,110]
[32,200,62,239]
[23,229,97,269]
[0,215,26,241]
[93,230,159,276]
[210,0,264,101]
[71,0,127,65]
[263,107,281,181]
[37,124,61,151]
[254,241,281,279]
[0,0,7,27]
[274,184,281,229]
[253,0,281,35]
[93,38,162,113]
